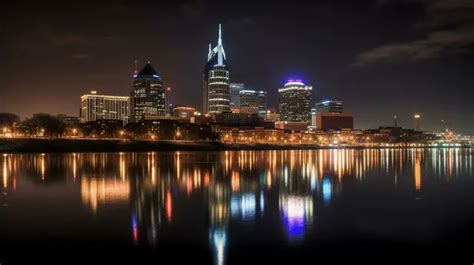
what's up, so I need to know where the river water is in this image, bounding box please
[1,149,474,264]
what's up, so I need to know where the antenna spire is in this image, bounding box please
[134,59,138,74]
[218,23,222,45]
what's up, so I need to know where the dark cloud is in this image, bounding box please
[355,0,474,66]
[354,24,474,66]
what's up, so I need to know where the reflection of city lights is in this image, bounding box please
[415,157,421,191]
[119,153,126,181]
[322,178,332,205]
[4,149,474,254]
[204,171,210,187]
[132,212,138,244]
[210,227,227,265]
[41,154,45,180]
[81,177,130,213]
[231,171,240,192]
[72,153,77,180]
[266,171,272,189]
[166,191,172,222]
[3,157,7,188]
[280,195,313,240]
[230,193,256,221]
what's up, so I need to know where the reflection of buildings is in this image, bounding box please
[230,193,257,221]
[3,149,474,259]
[414,152,422,191]
[1,154,16,192]
[81,176,130,213]
[279,194,313,240]
[322,177,332,205]
[208,177,230,265]
[130,153,171,247]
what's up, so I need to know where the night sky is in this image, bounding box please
[1,0,473,134]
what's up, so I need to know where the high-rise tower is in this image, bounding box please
[278,80,312,123]
[203,24,230,114]
[130,62,166,122]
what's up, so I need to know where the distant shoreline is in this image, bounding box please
[0,138,470,153]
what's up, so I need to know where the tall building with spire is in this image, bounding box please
[203,24,230,114]
[130,62,166,122]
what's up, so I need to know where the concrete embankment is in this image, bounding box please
[0,138,322,153]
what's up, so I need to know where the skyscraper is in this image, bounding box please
[278,80,312,123]
[203,24,230,114]
[80,91,130,125]
[239,90,267,116]
[130,62,166,123]
[229,83,244,112]
[315,100,343,113]
[310,108,317,129]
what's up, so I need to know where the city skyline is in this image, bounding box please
[0,0,473,134]
[1,2,474,263]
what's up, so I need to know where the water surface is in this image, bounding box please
[1,149,474,264]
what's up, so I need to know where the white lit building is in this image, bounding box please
[278,80,313,123]
[80,91,130,124]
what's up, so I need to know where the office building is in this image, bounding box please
[316,112,353,131]
[172,106,197,119]
[203,24,230,114]
[310,108,317,129]
[80,91,130,125]
[275,121,308,132]
[239,90,267,116]
[265,110,281,122]
[315,100,343,113]
[130,62,166,122]
[278,80,312,123]
[229,83,244,112]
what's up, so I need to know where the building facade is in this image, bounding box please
[80,91,130,124]
[130,63,166,123]
[278,80,312,123]
[229,83,244,112]
[172,106,196,119]
[239,90,267,116]
[310,108,317,129]
[203,24,230,114]
[315,100,343,113]
[316,112,353,131]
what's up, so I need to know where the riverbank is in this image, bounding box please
[0,138,323,153]
[0,138,470,153]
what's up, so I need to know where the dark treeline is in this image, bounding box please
[0,112,217,141]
